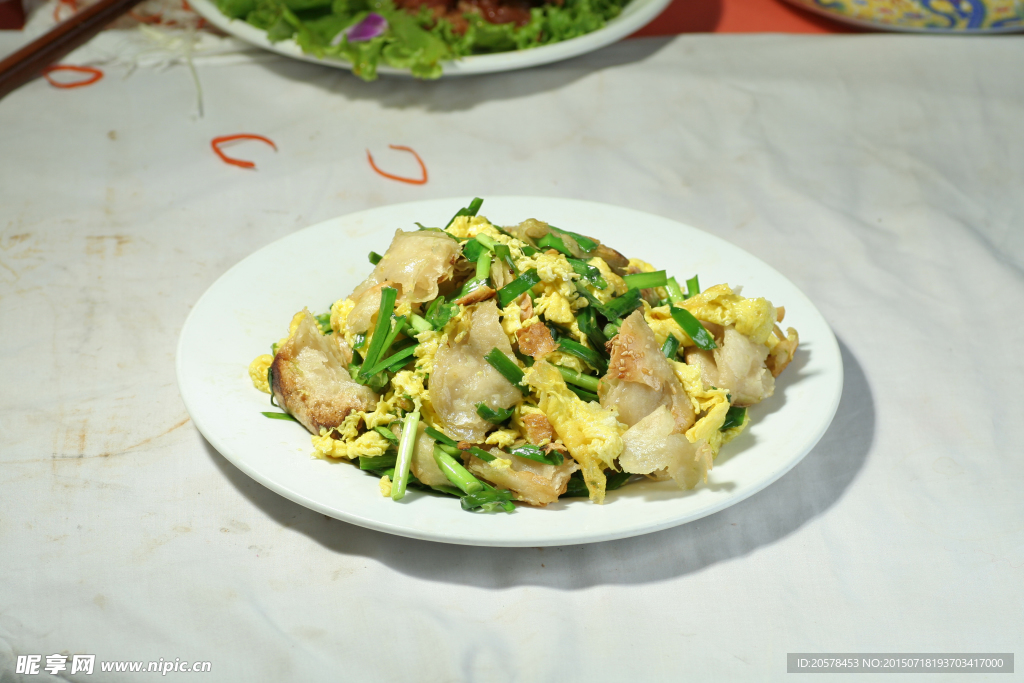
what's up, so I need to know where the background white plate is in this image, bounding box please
[188,0,673,77]
[176,197,843,547]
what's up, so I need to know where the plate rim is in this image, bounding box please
[176,196,844,547]
[188,0,673,77]
[781,0,1024,34]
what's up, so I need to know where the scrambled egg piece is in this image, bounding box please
[525,361,625,504]
[682,284,776,345]
[670,361,738,457]
[485,429,519,449]
[312,427,390,460]
[414,329,443,374]
[588,256,627,302]
[447,215,500,240]
[644,304,686,348]
[248,354,274,393]
[390,370,428,412]
[379,475,392,497]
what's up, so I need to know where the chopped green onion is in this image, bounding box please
[603,289,643,319]
[462,238,488,263]
[603,322,621,339]
[557,365,600,393]
[576,307,608,350]
[509,443,563,466]
[391,411,420,501]
[362,343,417,377]
[561,471,589,497]
[444,197,484,229]
[424,427,457,447]
[360,453,397,470]
[374,425,399,443]
[461,488,515,513]
[475,251,492,282]
[666,276,686,304]
[685,275,700,299]
[567,385,599,403]
[557,338,608,374]
[476,402,514,424]
[352,333,366,350]
[375,315,407,362]
[433,444,484,495]
[669,306,717,350]
[497,269,541,308]
[359,286,397,377]
[315,312,333,335]
[368,251,383,265]
[484,348,528,394]
[425,297,457,330]
[261,411,295,421]
[493,244,517,275]
[430,484,464,497]
[521,245,538,256]
[662,335,680,359]
[721,406,747,431]
[548,225,598,253]
[267,367,278,407]
[606,470,632,491]
[623,270,667,290]
[438,441,495,463]
[409,314,432,334]
[537,232,572,256]
[567,258,608,289]
[453,277,489,302]
[475,233,497,250]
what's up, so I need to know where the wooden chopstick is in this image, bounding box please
[0,0,147,101]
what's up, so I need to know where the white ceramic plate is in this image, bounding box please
[176,197,843,547]
[188,0,672,77]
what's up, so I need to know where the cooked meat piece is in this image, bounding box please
[350,229,460,306]
[618,405,712,490]
[468,451,577,506]
[346,280,395,334]
[519,412,557,445]
[684,326,774,406]
[516,322,558,360]
[272,311,378,434]
[430,301,523,442]
[766,325,799,378]
[599,310,695,432]
[454,284,496,306]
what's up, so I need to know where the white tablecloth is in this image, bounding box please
[1,28,1022,682]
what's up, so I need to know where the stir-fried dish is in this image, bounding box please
[249,199,800,513]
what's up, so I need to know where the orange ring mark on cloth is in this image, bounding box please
[43,65,103,88]
[211,134,278,169]
[366,145,428,185]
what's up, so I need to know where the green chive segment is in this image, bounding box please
[497,269,541,308]
[433,444,484,495]
[669,306,717,350]
[445,197,484,229]
[391,410,420,501]
[261,411,296,421]
[359,286,397,377]
[622,270,667,290]
[476,403,514,424]
[721,406,747,431]
[484,348,528,394]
